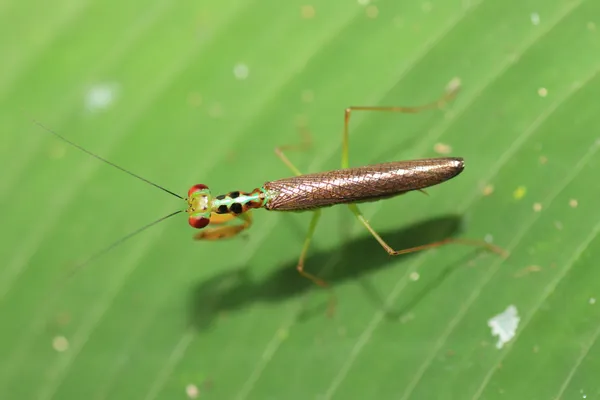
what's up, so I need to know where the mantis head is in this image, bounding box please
[186,184,213,229]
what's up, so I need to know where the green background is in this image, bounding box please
[2,0,600,399]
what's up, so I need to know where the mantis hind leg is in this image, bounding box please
[296,209,338,315]
[341,79,461,168]
[274,126,334,291]
[296,210,326,287]
[347,204,509,258]
[194,212,253,241]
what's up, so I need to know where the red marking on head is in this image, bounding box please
[188,215,210,229]
[188,184,208,198]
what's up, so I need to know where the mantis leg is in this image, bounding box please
[295,210,326,287]
[194,212,253,241]
[274,127,331,287]
[274,125,312,176]
[341,79,461,168]
[347,204,508,257]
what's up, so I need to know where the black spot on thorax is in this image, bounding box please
[230,203,243,214]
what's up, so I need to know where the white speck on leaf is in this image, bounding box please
[482,184,494,196]
[84,82,120,113]
[52,336,69,352]
[447,77,461,93]
[233,63,249,80]
[569,199,579,208]
[530,12,540,25]
[434,142,452,154]
[186,384,199,398]
[487,305,520,349]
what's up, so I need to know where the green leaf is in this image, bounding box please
[1,0,600,399]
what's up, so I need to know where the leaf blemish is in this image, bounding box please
[569,199,579,208]
[513,186,527,200]
[487,305,520,349]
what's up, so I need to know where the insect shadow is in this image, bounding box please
[188,214,479,331]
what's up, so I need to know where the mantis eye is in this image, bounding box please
[188,183,209,198]
[189,215,210,229]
